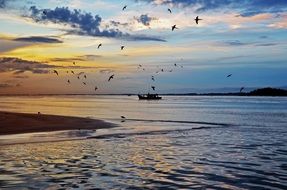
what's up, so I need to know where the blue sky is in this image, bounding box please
[0,0,286,94]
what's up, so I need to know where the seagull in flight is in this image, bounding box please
[172,25,178,31]
[98,43,102,49]
[195,16,202,25]
[53,70,58,75]
[168,8,172,13]
[122,5,127,11]
[226,74,232,78]
[121,46,125,50]
[108,74,114,81]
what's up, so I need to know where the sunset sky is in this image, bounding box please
[0,0,286,94]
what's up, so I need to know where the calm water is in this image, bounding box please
[0,95,287,189]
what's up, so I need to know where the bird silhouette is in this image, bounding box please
[195,16,202,24]
[71,71,75,74]
[108,74,114,81]
[151,86,155,91]
[121,46,125,50]
[53,70,58,75]
[122,5,127,11]
[240,87,245,93]
[98,43,102,49]
[121,116,126,119]
[227,74,232,78]
[172,25,178,31]
[168,8,172,13]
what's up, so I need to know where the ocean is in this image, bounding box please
[0,95,286,189]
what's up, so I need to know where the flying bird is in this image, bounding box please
[98,43,102,49]
[240,87,245,93]
[53,70,58,75]
[151,86,155,91]
[226,74,232,78]
[195,16,202,24]
[172,25,178,31]
[121,46,125,50]
[108,74,114,81]
[122,5,127,11]
[168,8,172,13]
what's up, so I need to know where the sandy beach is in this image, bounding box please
[0,111,116,135]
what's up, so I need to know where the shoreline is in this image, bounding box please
[0,111,117,136]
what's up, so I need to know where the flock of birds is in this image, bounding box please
[51,5,244,94]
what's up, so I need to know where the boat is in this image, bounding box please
[138,93,162,100]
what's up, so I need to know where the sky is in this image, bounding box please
[0,0,286,94]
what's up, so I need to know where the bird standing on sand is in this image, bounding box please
[53,70,58,75]
[122,5,127,11]
[172,25,178,31]
[151,86,155,91]
[98,43,102,49]
[108,74,114,81]
[195,16,202,24]
[168,8,172,13]
[227,74,232,78]
[121,46,125,50]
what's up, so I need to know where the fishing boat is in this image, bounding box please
[138,93,162,100]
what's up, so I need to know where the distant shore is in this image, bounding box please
[0,111,117,135]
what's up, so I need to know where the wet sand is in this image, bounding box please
[0,111,117,135]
